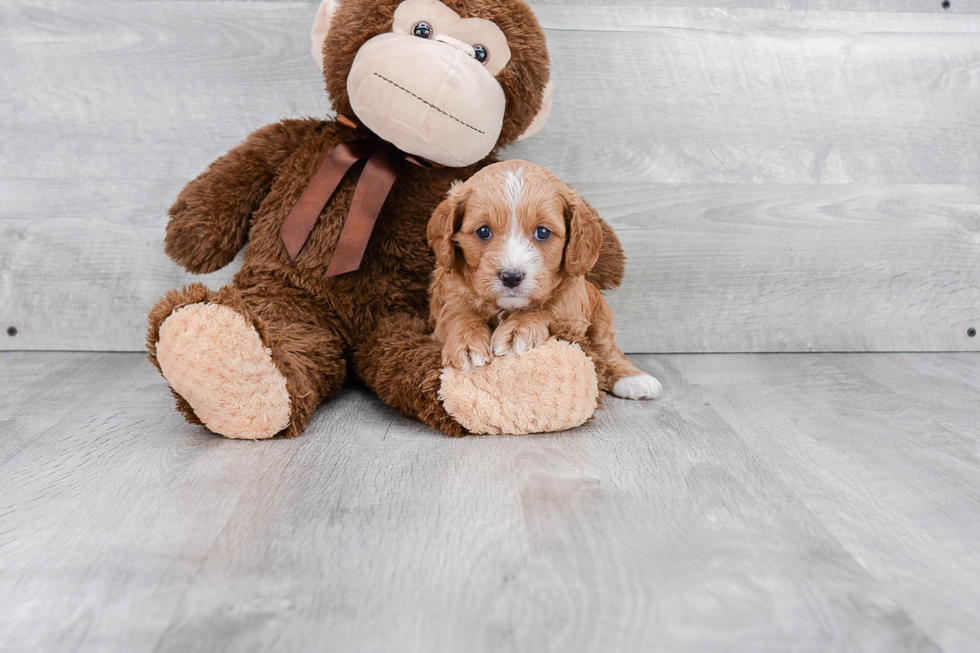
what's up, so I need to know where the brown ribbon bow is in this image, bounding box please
[279,115,439,277]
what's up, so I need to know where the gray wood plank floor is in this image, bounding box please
[2,351,978,652]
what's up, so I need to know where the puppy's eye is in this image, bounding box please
[473,44,489,64]
[475,226,492,240]
[534,226,552,241]
[413,22,433,38]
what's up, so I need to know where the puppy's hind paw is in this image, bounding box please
[612,373,662,400]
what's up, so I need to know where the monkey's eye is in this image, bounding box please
[534,226,551,241]
[473,44,489,64]
[413,22,433,38]
[476,226,492,241]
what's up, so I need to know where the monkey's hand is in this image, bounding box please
[165,120,313,274]
[164,187,253,275]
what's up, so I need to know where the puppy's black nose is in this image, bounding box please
[499,269,524,289]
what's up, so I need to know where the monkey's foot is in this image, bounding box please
[156,303,291,440]
[439,339,599,435]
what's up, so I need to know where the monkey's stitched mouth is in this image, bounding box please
[372,73,485,135]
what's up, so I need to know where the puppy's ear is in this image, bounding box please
[562,188,604,277]
[428,182,470,271]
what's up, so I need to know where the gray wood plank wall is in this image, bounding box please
[2,1,978,352]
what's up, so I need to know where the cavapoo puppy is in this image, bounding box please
[427,159,662,400]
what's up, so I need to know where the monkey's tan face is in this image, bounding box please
[347,0,512,166]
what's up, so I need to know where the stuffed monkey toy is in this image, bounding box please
[147,0,627,438]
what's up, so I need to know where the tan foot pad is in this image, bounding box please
[439,339,599,435]
[157,303,291,440]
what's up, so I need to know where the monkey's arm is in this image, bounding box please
[165,119,319,274]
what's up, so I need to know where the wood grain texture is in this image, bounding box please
[537,0,978,11]
[669,352,980,653]
[0,352,311,653]
[4,183,976,352]
[594,183,980,353]
[512,6,980,185]
[6,350,980,651]
[0,352,146,465]
[166,0,980,12]
[1,1,979,352]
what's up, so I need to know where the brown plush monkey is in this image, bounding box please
[147,0,626,439]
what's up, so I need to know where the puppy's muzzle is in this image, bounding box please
[499,269,524,289]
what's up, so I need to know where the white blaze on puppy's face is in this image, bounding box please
[448,160,571,312]
[494,168,542,310]
[503,167,524,209]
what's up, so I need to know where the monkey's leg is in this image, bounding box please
[354,314,468,438]
[356,314,607,436]
[147,281,346,439]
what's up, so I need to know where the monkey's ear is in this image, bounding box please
[428,183,469,271]
[311,0,341,71]
[516,81,556,142]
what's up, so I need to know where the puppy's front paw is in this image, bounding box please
[443,332,493,372]
[492,319,549,357]
[612,373,662,400]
